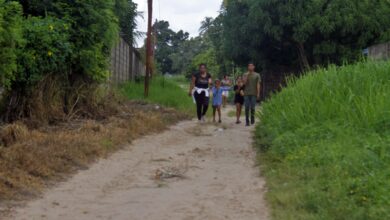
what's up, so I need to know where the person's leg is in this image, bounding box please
[250,96,256,124]
[195,93,202,121]
[198,92,208,121]
[197,103,202,120]
[244,96,250,126]
[202,103,209,118]
[218,106,222,122]
[213,106,216,122]
[222,95,227,108]
[237,103,242,123]
[236,103,240,123]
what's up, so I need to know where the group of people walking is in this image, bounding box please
[189,62,261,126]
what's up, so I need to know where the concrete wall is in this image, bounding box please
[368,42,390,60]
[110,37,145,83]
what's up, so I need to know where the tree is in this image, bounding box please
[153,20,189,75]
[199,17,214,36]
[190,48,221,78]
[222,0,390,71]
[54,0,119,82]
[201,14,231,75]
[114,0,141,45]
[170,36,207,76]
[0,0,23,89]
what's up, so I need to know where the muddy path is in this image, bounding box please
[4,107,269,220]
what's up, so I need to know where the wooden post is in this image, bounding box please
[144,0,153,97]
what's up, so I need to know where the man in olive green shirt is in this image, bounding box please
[243,62,261,126]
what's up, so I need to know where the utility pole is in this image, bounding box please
[144,0,153,97]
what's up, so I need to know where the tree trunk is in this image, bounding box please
[297,42,310,71]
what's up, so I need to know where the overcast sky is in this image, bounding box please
[134,0,222,46]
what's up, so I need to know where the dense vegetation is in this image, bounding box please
[0,0,23,89]
[0,0,138,122]
[256,61,390,219]
[221,0,390,71]
[153,0,390,81]
[153,18,230,78]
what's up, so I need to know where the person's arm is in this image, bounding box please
[189,75,196,96]
[243,74,248,85]
[226,79,232,87]
[235,86,240,94]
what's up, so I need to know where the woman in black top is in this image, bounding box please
[189,64,212,122]
[234,77,245,124]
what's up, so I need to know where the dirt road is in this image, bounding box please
[5,107,269,220]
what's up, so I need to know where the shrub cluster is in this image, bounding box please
[0,0,136,122]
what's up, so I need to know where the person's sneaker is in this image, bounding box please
[246,123,250,127]
[201,116,206,123]
[218,120,222,123]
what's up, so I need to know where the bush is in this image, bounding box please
[62,0,118,82]
[0,0,23,88]
[0,0,125,122]
[16,16,71,85]
[257,61,390,219]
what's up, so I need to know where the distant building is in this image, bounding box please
[366,42,390,60]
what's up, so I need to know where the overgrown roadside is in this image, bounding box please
[0,101,188,202]
[0,78,192,211]
[255,61,390,219]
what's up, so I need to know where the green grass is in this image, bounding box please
[121,77,193,114]
[256,61,390,220]
[170,74,191,85]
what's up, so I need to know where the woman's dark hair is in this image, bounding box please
[199,63,207,68]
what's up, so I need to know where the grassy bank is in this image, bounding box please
[121,77,193,114]
[256,61,390,219]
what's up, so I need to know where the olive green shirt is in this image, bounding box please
[243,72,261,96]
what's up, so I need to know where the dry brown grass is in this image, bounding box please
[0,101,189,202]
